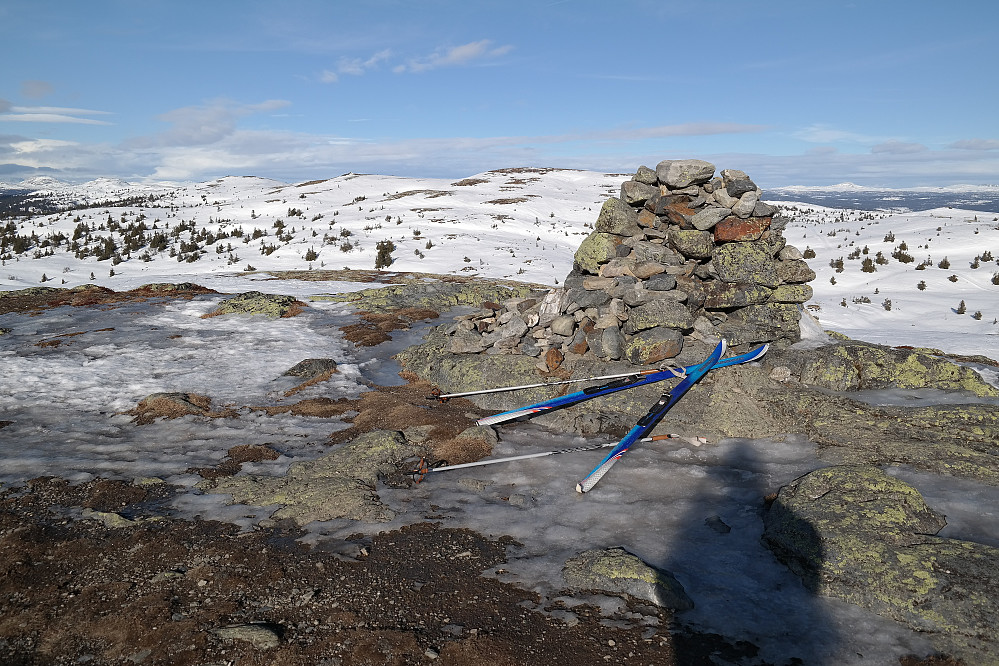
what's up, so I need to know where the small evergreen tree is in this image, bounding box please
[374,239,396,269]
[917,280,927,291]
[938,256,950,269]
[957,300,967,314]
[972,311,983,320]
[861,257,876,273]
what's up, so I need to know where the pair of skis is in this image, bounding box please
[418,339,768,492]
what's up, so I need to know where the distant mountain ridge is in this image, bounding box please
[4,174,999,213]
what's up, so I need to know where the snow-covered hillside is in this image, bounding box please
[782,202,999,355]
[2,169,997,355]
[1,169,623,287]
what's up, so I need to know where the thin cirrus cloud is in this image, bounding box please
[0,102,114,126]
[322,41,512,82]
[394,40,514,73]
[321,49,392,83]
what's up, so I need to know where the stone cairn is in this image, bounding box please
[442,159,816,370]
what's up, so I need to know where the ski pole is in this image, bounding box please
[426,366,684,403]
[409,433,705,483]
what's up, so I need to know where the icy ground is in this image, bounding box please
[3,279,999,665]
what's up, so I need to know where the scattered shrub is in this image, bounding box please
[938,256,950,269]
[957,300,967,314]
[374,239,396,269]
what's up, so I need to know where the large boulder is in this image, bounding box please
[658,159,716,189]
[764,465,999,662]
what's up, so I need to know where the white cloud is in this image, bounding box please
[397,40,514,73]
[949,138,999,151]
[0,105,113,125]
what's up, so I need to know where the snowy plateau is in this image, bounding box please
[1,168,999,665]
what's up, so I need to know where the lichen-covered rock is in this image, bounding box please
[776,259,817,284]
[668,228,714,259]
[712,243,780,288]
[621,298,694,334]
[763,465,999,662]
[624,327,683,364]
[574,231,623,274]
[784,341,999,396]
[594,197,642,236]
[212,430,423,524]
[702,281,772,309]
[562,547,693,610]
[770,284,813,304]
[207,291,303,318]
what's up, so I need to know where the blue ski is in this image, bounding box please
[576,339,727,493]
[477,342,767,427]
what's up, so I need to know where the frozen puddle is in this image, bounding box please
[373,427,940,665]
[0,293,374,490]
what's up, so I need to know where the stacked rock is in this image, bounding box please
[441,159,816,368]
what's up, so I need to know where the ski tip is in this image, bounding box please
[575,482,585,493]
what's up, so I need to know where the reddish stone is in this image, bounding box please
[637,209,658,228]
[664,201,696,228]
[545,348,564,371]
[713,216,771,242]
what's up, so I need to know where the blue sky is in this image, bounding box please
[2,0,998,187]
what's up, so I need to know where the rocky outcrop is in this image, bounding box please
[431,159,814,368]
[764,465,999,663]
[562,547,693,611]
[210,429,425,524]
[203,291,305,318]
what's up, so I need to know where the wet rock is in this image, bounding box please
[283,358,337,379]
[562,547,693,611]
